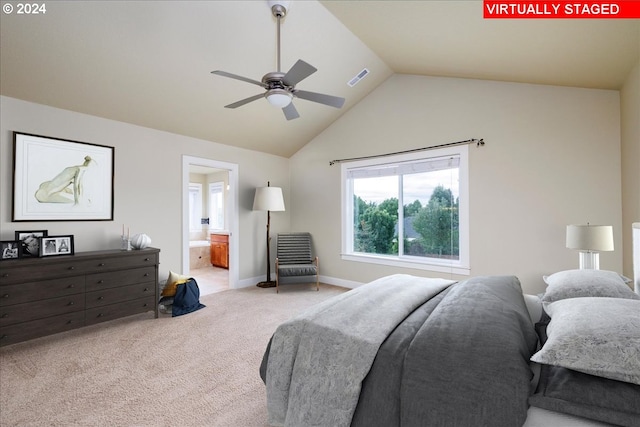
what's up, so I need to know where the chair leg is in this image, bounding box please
[316,257,319,291]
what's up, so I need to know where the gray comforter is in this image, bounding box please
[260,275,538,427]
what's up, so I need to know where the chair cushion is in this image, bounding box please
[278,264,318,277]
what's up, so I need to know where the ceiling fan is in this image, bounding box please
[211,1,345,121]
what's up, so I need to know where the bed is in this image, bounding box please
[260,269,640,427]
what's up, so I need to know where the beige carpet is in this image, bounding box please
[0,284,347,427]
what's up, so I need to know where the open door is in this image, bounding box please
[182,155,239,290]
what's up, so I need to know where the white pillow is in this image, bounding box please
[531,297,640,385]
[542,269,639,303]
[523,294,543,323]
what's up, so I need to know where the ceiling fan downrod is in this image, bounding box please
[271,2,287,73]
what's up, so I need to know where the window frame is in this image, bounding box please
[341,145,470,275]
[208,181,225,231]
[188,182,203,232]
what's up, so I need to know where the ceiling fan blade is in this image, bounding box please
[224,94,264,109]
[211,70,267,88]
[282,60,317,87]
[294,90,345,109]
[282,103,300,121]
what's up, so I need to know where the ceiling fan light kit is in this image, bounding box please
[266,89,293,108]
[211,0,345,120]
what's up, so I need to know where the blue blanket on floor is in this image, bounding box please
[172,278,206,317]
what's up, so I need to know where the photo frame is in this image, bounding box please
[39,235,75,257]
[12,132,114,221]
[1,241,20,260]
[14,230,48,258]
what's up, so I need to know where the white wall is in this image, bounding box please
[290,75,623,294]
[621,59,640,280]
[2,70,628,295]
[0,96,290,285]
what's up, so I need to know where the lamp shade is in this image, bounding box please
[253,186,285,211]
[566,225,614,252]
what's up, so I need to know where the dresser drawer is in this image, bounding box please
[0,311,85,347]
[0,259,97,285]
[85,296,155,326]
[86,281,156,308]
[85,266,156,292]
[0,294,85,327]
[0,277,85,307]
[86,252,159,271]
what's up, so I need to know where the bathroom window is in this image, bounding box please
[209,182,224,230]
[188,183,203,232]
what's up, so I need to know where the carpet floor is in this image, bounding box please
[0,283,347,427]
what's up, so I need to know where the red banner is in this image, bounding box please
[484,1,640,18]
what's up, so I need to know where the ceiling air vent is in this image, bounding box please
[347,68,370,87]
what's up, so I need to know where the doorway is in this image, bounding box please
[182,155,239,294]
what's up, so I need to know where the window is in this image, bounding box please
[188,183,202,232]
[209,182,224,230]
[341,145,469,275]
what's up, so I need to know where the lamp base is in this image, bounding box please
[579,251,600,270]
[256,281,277,288]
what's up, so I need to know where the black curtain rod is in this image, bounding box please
[329,138,485,166]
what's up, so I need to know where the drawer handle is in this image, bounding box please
[97,313,103,317]
[1,273,8,278]
[98,296,104,300]
[143,288,149,292]
[1,314,8,318]
[144,273,149,277]
[68,266,75,270]
[0,335,6,340]
[67,284,75,289]
[67,320,73,324]
[2,294,8,298]
[99,263,105,267]
[68,301,74,306]
[143,303,148,307]
[144,258,150,261]
[98,280,104,284]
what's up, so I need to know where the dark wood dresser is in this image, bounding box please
[0,247,160,347]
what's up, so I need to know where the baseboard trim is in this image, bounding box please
[236,275,364,290]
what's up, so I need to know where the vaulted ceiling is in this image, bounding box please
[1,1,638,157]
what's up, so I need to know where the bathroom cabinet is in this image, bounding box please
[210,233,229,269]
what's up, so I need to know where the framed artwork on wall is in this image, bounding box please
[39,235,75,257]
[12,132,115,221]
[14,230,48,258]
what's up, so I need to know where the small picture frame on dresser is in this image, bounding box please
[1,241,20,260]
[39,235,75,257]
[15,230,48,258]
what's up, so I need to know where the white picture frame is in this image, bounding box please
[12,132,114,221]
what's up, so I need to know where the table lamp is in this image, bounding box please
[566,224,614,270]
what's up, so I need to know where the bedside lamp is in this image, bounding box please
[566,224,614,270]
[253,182,285,288]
